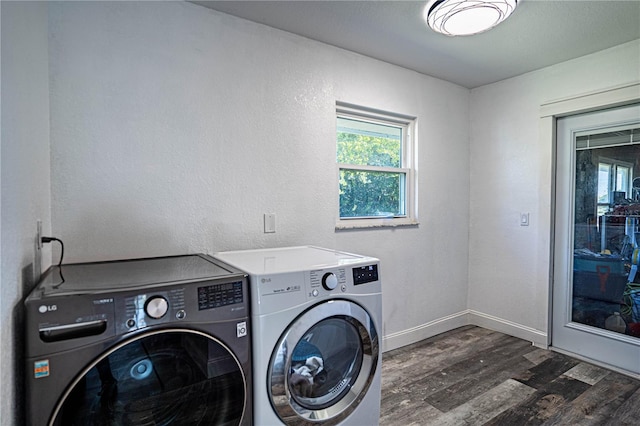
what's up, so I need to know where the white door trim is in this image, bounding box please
[545,82,640,375]
[542,82,640,349]
[541,82,640,118]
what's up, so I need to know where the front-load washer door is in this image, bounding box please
[50,329,247,426]
[268,300,379,425]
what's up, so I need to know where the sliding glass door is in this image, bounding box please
[553,104,640,376]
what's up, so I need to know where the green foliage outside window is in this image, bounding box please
[337,128,404,218]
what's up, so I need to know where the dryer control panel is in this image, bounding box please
[353,264,379,285]
[307,263,380,296]
[252,262,381,315]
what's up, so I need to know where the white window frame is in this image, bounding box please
[335,102,418,229]
[596,156,634,216]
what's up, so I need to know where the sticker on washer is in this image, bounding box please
[270,285,301,294]
[237,321,247,338]
[34,359,50,379]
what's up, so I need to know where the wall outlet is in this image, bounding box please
[264,213,276,233]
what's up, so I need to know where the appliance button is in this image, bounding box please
[312,289,319,297]
[176,310,186,320]
[341,284,347,292]
[145,296,168,319]
[126,319,136,328]
[322,273,338,290]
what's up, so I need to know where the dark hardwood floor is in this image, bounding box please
[380,326,640,425]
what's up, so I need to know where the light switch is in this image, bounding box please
[520,212,530,226]
[264,213,276,233]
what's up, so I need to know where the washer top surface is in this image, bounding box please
[29,254,244,298]
[214,246,378,275]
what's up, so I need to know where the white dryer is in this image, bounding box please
[214,246,382,426]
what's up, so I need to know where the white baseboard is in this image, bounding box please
[468,310,548,348]
[382,309,548,353]
[382,310,470,352]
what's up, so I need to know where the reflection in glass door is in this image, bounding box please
[553,104,640,376]
[574,131,640,334]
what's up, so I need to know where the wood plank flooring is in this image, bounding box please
[380,326,640,425]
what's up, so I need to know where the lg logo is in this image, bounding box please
[38,305,57,313]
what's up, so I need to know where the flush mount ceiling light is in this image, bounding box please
[424,0,518,36]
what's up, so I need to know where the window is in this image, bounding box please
[596,157,634,217]
[336,103,416,228]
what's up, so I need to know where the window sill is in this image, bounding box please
[335,218,419,231]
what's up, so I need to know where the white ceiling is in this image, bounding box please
[191,0,640,88]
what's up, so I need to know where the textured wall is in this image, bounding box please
[469,40,640,339]
[4,1,639,424]
[1,2,52,425]
[48,2,470,349]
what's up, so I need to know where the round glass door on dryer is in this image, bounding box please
[268,299,379,424]
[50,329,247,426]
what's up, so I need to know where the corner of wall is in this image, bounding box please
[382,310,471,352]
[468,310,548,348]
[1,2,52,425]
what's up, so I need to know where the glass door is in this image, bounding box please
[553,104,640,375]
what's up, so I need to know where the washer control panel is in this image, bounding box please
[145,296,169,319]
[121,288,182,332]
[197,280,244,310]
[117,278,246,333]
[25,255,250,358]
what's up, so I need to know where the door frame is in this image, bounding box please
[542,82,640,374]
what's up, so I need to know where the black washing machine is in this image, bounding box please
[24,254,252,426]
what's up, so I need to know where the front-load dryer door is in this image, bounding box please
[50,329,247,426]
[268,300,379,425]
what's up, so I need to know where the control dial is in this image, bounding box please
[322,273,338,291]
[145,296,168,319]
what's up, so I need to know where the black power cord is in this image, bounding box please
[41,237,65,287]
[41,236,64,266]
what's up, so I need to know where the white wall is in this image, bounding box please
[469,40,640,346]
[1,2,52,425]
[48,1,470,351]
[6,1,637,424]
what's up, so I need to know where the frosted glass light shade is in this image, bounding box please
[424,0,518,36]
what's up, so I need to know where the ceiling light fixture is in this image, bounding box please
[424,0,518,36]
